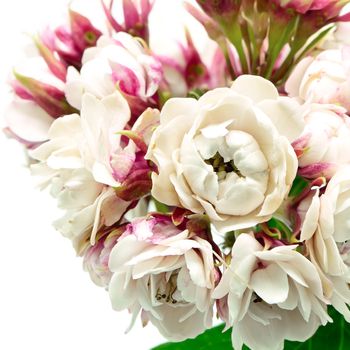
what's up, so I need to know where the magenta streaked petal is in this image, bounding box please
[140,0,154,23]
[110,149,136,182]
[34,36,67,81]
[142,58,163,97]
[123,0,139,29]
[101,0,124,32]
[118,130,148,154]
[111,62,141,96]
[3,127,41,149]
[298,162,336,178]
[292,133,312,155]
[115,167,152,201]
[11,80,34,100]
[208,47,227,88]
[69,10,102,52]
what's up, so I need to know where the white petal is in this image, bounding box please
[231,75,279,103]
[250,264,289,304]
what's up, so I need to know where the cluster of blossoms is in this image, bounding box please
[5,0,350,349]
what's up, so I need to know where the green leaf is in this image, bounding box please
[151,324,232,350]
[153,198,170,214]
[152,308,349,350]
[289,175,309,198]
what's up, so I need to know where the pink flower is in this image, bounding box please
[4,5,103,146]
[157,30,227,97]
[40,9,102,70]
[65,33,163,118]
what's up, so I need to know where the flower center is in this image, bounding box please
[155,273,179,304]
[205,152,244,181]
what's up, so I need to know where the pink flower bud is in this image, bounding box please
[69,10,102,53]
[41,10,102,69]
[158,30,227,96]
[184,2,222,40]
[13,71,76,118]
[33,36,67,82]
[102,0,154,41]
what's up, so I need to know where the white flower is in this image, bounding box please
[108,216,217,341]
[213,233,330,350]
[292,103,350,178]
[146,75,300,233]
[30,92,135,251]
[299,166,350,320]
[65,32,162,110]
[286,49,350,112]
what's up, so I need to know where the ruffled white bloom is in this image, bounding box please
[146,75,299,233]
[286,49,350,112]
[213,233,330,350]
[108,216,217,341]
[65,32,162,110]
[299,166,350,320]
[30,92,141,251]
[292,103,350,178]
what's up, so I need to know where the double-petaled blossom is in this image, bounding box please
[102,0,154,42]
[213,233,331,350]
[146,75,300,233]
[298,166,350,321]
[286,49,350,112]
[30,91,159,251]
[108,214,218,340]
[292,103,350,179]
[65,32,163,117]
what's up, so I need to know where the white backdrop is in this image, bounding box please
[0,0,207,349]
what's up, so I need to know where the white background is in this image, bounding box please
[0,0,208,349]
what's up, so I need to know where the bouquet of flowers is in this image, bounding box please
[4,0,350,349]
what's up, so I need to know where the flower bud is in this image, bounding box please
[33,36,67,82]
[102,0,154,41]
[13,71,76,118]
[41,9,102,69]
